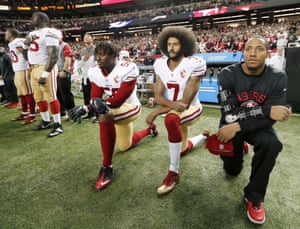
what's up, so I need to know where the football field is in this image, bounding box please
[1,98,300,229]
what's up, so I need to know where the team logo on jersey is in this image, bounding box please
[114,76,119,83]
[241,100,258,108]
[180,69,186,78]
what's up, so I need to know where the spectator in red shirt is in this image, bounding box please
[57,40,75,118]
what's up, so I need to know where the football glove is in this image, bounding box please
[69,105,88,121]
[91,98,109,114]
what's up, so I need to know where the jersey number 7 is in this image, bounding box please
[167,83,179,101]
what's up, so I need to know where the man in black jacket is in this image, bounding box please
[0,46,18,108]
[217,36,291,225]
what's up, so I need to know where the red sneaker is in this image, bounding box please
[6,102,18,109]
[12,113,27,121]
[95,166,113,190]
[243,142,249,154]
[23,116,37,125]
[245,198,265,224]
[157,171,179,195]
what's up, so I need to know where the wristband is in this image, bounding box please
[41,71,50,79]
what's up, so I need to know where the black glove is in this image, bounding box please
[91,98,109,114]
[38,77,47,86]
[69,106,87,121]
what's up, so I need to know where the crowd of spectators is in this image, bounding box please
[65,19,299,64]
[0,0,299,64]
[1,0,266,31]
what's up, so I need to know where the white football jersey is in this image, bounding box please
[88,60,141,106]
[8,38,28,72]
[154,55,207,106]
[28,27,62,65]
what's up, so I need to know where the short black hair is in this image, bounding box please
[157,26,196,57]
[94,42,119,58]
[246,36,270,50]
[32,11,50,25]
[6,28,19,38]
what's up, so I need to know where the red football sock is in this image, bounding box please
[37,100,48,112]
[50,99,61,115]
[131,127,151,147]
[26,94,35,115]
[181,140,193,157]
[99,121,116,167]
[20,95,28,113]
[165,113,182,142]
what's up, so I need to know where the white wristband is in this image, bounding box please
[41,71,50,79]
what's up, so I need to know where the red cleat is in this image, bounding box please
[23,116,37,125]
[243,142,249,154]
[6,102,19,109]
[12,113,27,121]
[95,166,113,190]
[245,198,266,224]
[157,171,179,195]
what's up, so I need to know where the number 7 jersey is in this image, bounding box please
[154,55,206,106]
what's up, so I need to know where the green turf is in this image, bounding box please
[0,98,300,229]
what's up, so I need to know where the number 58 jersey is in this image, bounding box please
[154,56,206,106]
[88,60,141,106]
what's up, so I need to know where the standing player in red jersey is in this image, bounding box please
[147,26,209,195]
[69,42,158,190]
[24,12,63,137]
[6,28,36,124]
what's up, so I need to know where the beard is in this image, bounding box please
[168,50,183,61]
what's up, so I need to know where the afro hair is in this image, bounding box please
[157,26,197,57]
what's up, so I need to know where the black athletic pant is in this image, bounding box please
[4,78,18,103]
[221,127,282,204]
[0,85,7,102]
[82,78,91,106]
[57,72,75,114]
[82,78,94,118]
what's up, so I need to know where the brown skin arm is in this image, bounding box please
[22,49,28,61]
[38,45,59,85]
[270,105,291,122]
[146,74,201,125]
[59,56,71,78]
[146,106,171,125]
[45,46,59,72]
[180,75,201,106]
[154,75,187,112]
[216,122,241,143]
